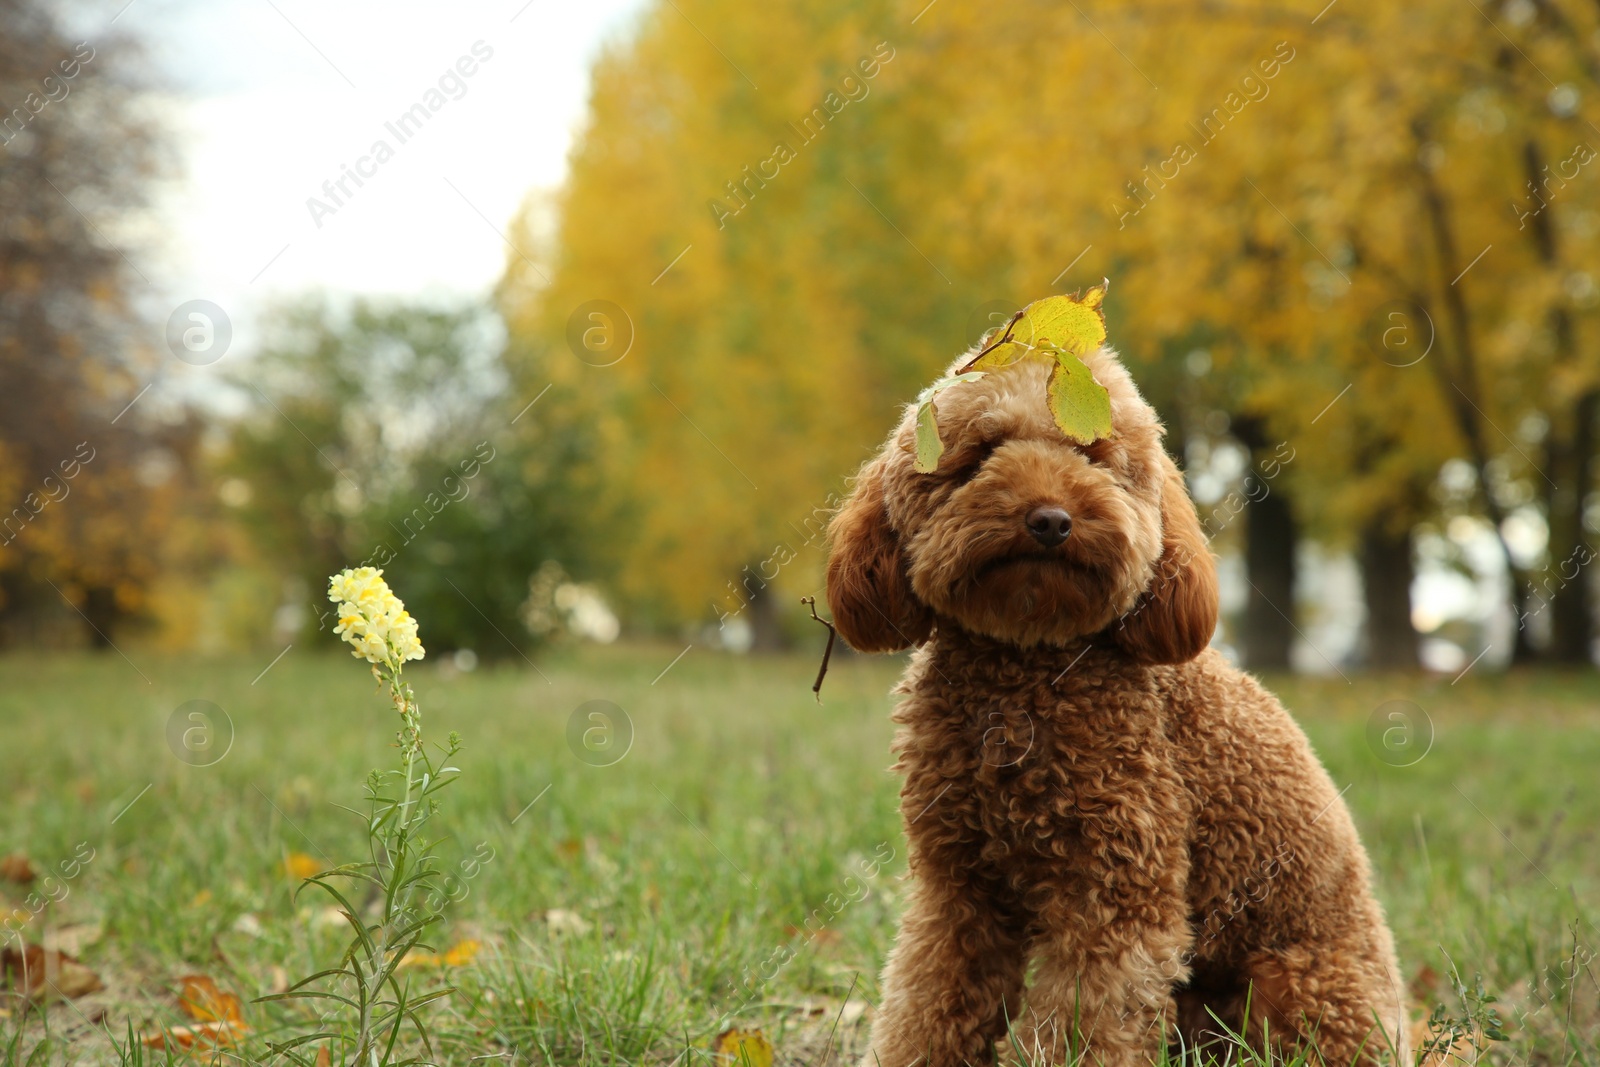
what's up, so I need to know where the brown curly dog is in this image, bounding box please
[826,348,1407,1067]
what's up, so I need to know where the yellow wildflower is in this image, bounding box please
[327,567,425,669]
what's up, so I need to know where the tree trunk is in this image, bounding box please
[81,586,117,649]
[742,570,790,652]
[0,573,20,649]
[1242,486,1296,670]
[1232,416,1297,671]
[1414,121,1538,662]
[1360,522,1418,669]
[1519,137,1593,663]
[1544,389,1597,664]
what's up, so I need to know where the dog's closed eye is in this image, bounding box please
[951,440,998,486]
[1080,439,1120,467]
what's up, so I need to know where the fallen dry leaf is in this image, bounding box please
[713,1028,774,1067]
[0,854,37,884]
[284,852,321,880]
[43,923,103,957]
[141,1020,248,1051]
[178,974,244,1024]
[398,938,481,969]
[442,938,481,966]
[141,974,249,1051]
[315,1046,332,1067]
[0,944,104,1002]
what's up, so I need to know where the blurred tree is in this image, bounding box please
[506,0,1600,667]
[0,0,190,648]
[217,299,591,658]
[900,0,1600,666]
[499,0,1022,645]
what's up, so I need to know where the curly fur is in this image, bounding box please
[827,351,1407,1067]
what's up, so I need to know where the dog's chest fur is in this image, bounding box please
[892,630,1194,911]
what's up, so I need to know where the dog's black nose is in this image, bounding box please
[1025,506,1072,547]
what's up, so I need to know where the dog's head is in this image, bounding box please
[825,348,1217,660]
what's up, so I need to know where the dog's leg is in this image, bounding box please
[1235,941,1410,1067]
[861,861,1028,1067]
[1016,917,1192,1067]
[1013,820,1193,1067]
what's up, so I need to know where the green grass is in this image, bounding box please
[0,646,1595,1066]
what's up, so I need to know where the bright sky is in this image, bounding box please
[94,0,646,334]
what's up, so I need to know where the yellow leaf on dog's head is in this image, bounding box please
[950,282,1113,451]
[1016,280,1108,357]
[911,370,987,473]
[914,402,943,474]
[964,282,1109,371]
[1047,355,1114,445]
[713,1028,774,1067]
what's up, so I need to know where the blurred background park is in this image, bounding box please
[5,0,1600,673]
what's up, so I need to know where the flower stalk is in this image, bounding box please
[260,568,461,1067]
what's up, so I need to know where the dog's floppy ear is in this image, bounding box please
[826,455,933,652]
[1112,455,1218,664]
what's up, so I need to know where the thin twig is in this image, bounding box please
[801,597,838,704]
[960,309,1025,370]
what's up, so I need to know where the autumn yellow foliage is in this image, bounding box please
[501,0,1600,635]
